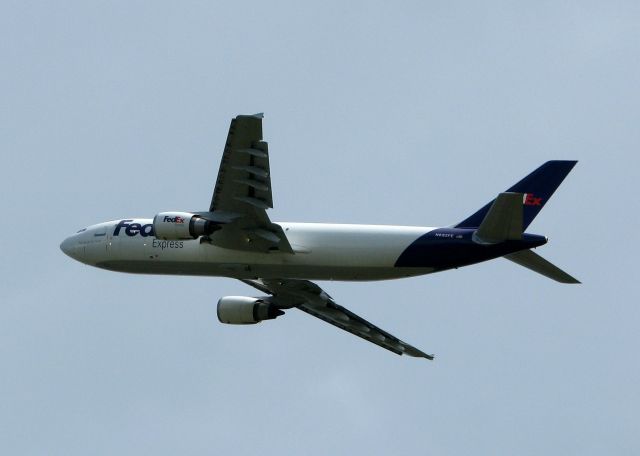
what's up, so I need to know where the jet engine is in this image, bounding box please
[217,296,284,324]
[153,212,219,240]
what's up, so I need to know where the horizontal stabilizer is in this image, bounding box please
[505,249,580,284]
[474,192,523,243]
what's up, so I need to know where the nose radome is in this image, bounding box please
[60,236,75,259]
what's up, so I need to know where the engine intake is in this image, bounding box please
[153,212,219,240]
[217,296,284,324]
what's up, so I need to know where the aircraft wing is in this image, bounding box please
[241,278,434,359]
[202,113,292,253]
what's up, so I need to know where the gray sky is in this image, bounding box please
[2,1,639,454]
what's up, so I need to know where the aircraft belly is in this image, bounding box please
[96,259,432,281]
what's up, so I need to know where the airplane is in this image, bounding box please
[60,113,579,360]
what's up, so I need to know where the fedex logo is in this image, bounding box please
[114,220,155,237]
[524,193,543,206]
[163,216,184,224]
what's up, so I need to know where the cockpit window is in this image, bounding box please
[77,228,87,233]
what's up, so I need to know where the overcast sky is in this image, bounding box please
[2,1,639,455]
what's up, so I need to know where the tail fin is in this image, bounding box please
[455,160,577,229]
[505,250,580,283]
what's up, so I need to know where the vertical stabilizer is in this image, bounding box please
[456,161,577,229]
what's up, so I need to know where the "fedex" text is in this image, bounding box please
[114,220,155,237]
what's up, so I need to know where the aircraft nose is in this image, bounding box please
[60,236,78,260]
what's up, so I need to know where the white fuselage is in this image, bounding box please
[61,219,437,281]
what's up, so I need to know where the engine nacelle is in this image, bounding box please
[217,296,284,325]
[153,212,219,240]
